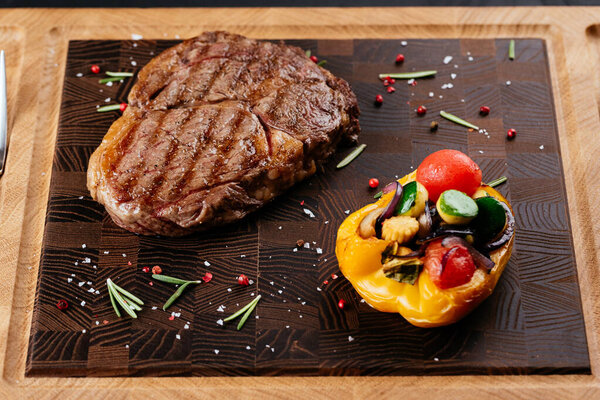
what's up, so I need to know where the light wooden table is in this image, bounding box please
[0,7,599,399]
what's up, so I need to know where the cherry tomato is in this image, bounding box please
[416,149,482,202]
[424,239,476,289]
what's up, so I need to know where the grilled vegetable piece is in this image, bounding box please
[436,190,478,225]
[381,216,419,243]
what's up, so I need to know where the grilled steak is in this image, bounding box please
[88,31,360,236]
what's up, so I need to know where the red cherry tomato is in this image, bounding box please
[416,149,482,202]
[424,239,476,289]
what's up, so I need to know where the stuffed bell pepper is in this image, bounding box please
[336,149,515,328]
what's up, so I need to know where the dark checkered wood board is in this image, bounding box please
[26,38,590,376]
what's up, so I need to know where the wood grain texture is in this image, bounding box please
[22,37,589,378]
[2,7,600,399]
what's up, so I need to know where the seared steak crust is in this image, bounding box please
[88,31,360,236]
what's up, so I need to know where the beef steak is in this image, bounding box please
[87,31,360,236]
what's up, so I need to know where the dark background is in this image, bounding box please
[4,0,600,7]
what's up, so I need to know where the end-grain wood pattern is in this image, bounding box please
[26,38,590,377]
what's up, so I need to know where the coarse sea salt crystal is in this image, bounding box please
[304,242,310,249]
[76,72,83,77]
[184,324,190,329]
[316,248,323,254]
[407,78,415,85]
[216,319,223,326]
[401,41,407,46]
[468,56,474,61]
[293,248,298,252]
[428,92,434,98]
[506,80,512,86]
[303,208,315,218]
[78,281,85,287]
[67,278,72,283]
[81,301,86,307]
[443,56,453,64]
[204,260,211,266]
[246,345,251,350]
[214,349,219,355]
[217,305,225,312]
[539,145,544,150]
[344,210,350,214]
[348,336,355,342]
[131,33,143,40]
[105,97,111,103]
[131,61,137,66]
[176,334,181,340]
[451,73,457,79]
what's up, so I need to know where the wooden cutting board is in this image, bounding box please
[25,37,589,377]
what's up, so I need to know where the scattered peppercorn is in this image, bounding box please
[56,299,69,311]
[323,280,329,285]
[331,273,339,280]
[430,121,439,132]
[383,80,389,87]
[338,299,346,309]
[142,266,150,273]
[387,86,396,93]
[238,274,250,286]
[375,94,383,106]
[120,103,128,112]
[417,105,427,116]
[507,129,517,140]
[152,265,162,274]
[296,239,305,248]
[479,106,490,116]
[388,78,395,84]
[395,54,405,63]
[202,272,213,283]
[368,178,379,188]
[310,55,318,63]
[91,64,100,74]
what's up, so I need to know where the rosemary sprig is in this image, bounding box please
[223,295,262,330]
[316,60,327,67]
[152,274,203,311]
[97,104,121,112]
[509,40,515,60]
[440,110,479,130]
[99,77,125,84]
[106,278,142,318]
[378,70,437,80]
[237,296,261,330]
[106,71,134,77]
[336,144,367,169]
[107,283,121,318]
[487,176,507,188]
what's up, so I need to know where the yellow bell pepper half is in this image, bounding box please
[335,171,514,328]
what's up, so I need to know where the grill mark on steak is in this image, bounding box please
[112,111,170,202]
[169,107,221,200]
[88,32,360,236]
[142,108,195,202]
[208,108,245,184]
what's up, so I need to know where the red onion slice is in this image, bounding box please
[442,236,495,270]
[375,182,403,238]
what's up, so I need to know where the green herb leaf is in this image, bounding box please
[373,191,383,199]
[112,282,144,306]
[509,40,515,60]
[237,295,261,330]
[336,144,367,169]
[107,279,138,318]
[395,181,417,215]
[163,281,192,311]
[378,70,437,80]
[152,274,192,285]
[487,176,507,188]
[97,104,121,112]
[305,49,311,57]
[107,282,121,318]
[440,110,479,130]
[106,71,134,77]
[316,60,327,67]
[99,77,125,84]
[383,259,423,285]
